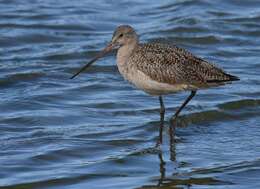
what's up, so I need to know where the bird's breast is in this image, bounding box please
[117,62,192,95]
[116,45,195,95]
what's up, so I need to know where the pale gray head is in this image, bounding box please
[111,25,138,47]
[71,25,138,79]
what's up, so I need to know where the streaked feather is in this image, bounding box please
[128,43,239,87]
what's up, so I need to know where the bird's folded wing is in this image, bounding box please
[131,43,234,86]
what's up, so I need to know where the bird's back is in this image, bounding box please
[128,43,239,89]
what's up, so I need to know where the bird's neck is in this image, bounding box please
[117,41,138,67]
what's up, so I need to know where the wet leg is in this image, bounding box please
[170,90,196,136]
[156,96,165,146]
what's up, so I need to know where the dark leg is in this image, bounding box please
[170,90,197,134]
[157,96,165,146]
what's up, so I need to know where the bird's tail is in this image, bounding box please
[207,73,240,83]
[225,73,240,81]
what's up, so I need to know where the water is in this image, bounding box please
[1,0,260,188]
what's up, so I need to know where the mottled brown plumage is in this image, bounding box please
[129,43,238,88]
[71,25,239,145]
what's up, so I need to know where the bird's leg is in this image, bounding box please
[170,90,196,135]
[156,96,165,146]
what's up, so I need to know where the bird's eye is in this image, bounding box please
[119,34,123,38]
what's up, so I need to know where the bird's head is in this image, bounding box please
[111,25,138,48]
[70,25,138,79]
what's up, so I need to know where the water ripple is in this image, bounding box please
[1,0,260,188]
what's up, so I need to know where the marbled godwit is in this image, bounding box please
[71,25,239,144]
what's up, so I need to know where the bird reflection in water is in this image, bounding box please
[157,128,176,187]
[157,151,166,187]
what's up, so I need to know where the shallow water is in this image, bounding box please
[1,0,260,188]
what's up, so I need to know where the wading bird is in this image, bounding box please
[71,25,239,144]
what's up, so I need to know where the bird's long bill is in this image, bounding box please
[70,42,114,79]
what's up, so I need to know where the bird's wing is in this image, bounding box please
[130,43,236,87]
